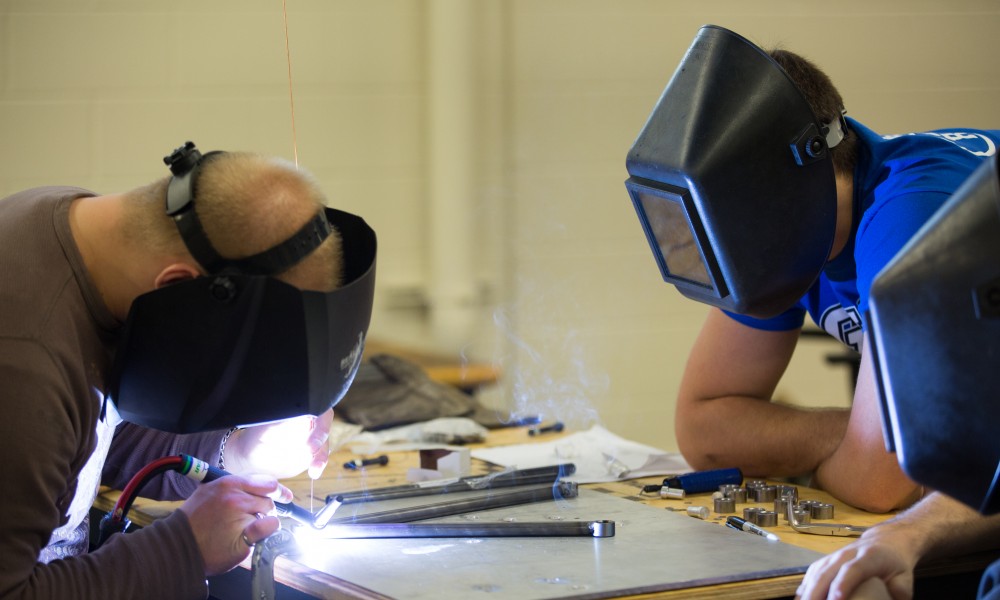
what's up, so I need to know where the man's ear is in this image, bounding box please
[153,263,202,289]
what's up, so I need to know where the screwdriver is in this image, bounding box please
[649,467,743,494]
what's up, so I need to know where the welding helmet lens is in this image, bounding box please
[628,180,719,292]
[625,25,840,318]
[868,153,1000,515]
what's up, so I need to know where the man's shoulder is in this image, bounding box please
[0,186,96,345]
[1,185,94,204]
[856,121,997,200]
[0,186,95,228]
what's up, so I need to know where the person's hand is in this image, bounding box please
[797,531,918,600]
[178,474,293,576]
[226,409,333,480]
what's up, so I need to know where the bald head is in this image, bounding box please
[124,152,344,291]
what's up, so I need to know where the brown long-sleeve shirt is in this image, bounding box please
[0,187,224,599]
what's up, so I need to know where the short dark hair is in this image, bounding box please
[769,48,858,177]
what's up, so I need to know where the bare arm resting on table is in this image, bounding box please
[676,309,850,478]
[813,348,920,512]
[798,492,1000,600]
[677,310,918,512]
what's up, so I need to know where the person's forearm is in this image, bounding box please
[104,423,224,500]
[903,493,1000,562]
[675,396,849,477]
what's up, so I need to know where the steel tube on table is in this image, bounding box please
[328,464,576,505]
[309,520,615,539]
[325,482,578,525]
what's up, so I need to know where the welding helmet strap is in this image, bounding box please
[163,141,334,277]
[164,143,229,274]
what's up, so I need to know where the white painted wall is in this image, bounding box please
[2,0,997,450]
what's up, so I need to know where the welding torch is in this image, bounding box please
[175,455,331,527]
[97,454,330,548]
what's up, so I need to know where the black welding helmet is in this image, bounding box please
[625,25,844,318]
[868,153,1000,515]
[108,142,377,433]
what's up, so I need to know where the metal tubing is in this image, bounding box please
[327,464,576,505]
[326,482,579,525]
[308,520,615,539]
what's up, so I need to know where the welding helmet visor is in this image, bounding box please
[868,153,1000,515]
[625,25,841,318]
[108,144,377,433]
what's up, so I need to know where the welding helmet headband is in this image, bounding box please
[625,25,842,318]
[868,153,1000,515]
[108,142,377,433]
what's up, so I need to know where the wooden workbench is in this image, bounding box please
[94,426,992,599]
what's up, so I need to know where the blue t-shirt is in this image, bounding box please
[726,118,999,350]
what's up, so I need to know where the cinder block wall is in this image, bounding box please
[2,0,997,450]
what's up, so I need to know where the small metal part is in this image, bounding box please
[687,506,710,520]
[719,484,740,496]
[810,502,835,520]
[720,484,746,503]
[528,422,565,436]
[251,529,298,600]
[750,485,777,503]
[604,454,631,479]
[589,520,616,537]
[307,520,615,539]
[786,499,867,537]
[273,500,323,528]
[755,510,778,527]
[745,479,767,489]
[774,497,791,516]
[713,496,736,514]
[790,508,811,524]
[777,485,798,500]
[743,507,761,524]
[311,498,343,529]
[660,487,685,499]
[343,455,389,470]
[641,484,662,494]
